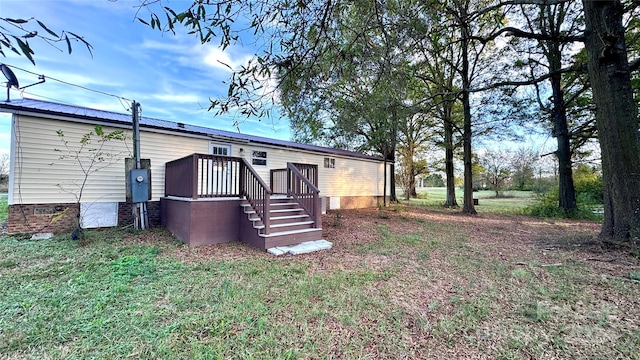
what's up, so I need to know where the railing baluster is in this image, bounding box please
[284,163,320,228]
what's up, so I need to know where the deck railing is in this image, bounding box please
[270,168,288,195]
[286,163,321,229]
[240,158,272,234]
[165,153,272,234]
[271,163,318,194]
[165,153,242,199]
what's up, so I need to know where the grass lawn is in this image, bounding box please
[0,193,7,224]
[408,187,536,214]
[1,206,639,359]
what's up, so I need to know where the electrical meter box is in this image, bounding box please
[130,168,150,203]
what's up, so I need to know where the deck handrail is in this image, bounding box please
[165,153,242,199]
[241,158,272,234]
[271,163,317,194]
[165,154,198,198]
[287,163,321,228]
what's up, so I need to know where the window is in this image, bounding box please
[252,150,267,166]
[209,143,230,156]
[324,157,335,168]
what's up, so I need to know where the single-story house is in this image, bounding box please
[1,98,390,250]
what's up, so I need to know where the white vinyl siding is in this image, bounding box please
[11,116,207,204]
[11,115,389,205]
[244,145,388,197]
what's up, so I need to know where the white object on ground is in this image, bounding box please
[30,233,54,240]
[267,239,333,256]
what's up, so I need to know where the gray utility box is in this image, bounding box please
[130,168,150,203]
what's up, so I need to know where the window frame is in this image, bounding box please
[252,150,268,166]
[324,157,335,169]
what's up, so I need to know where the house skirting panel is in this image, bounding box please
[7,201,161,235]
[160,197,242,247]
[327,195,389,210]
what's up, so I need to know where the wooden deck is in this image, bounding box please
[161,154,322,250]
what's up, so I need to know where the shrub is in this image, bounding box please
[574,176,603,204]
[524,187,602,221]
[573,164,603,203]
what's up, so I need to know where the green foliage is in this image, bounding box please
[509,147,539,191]
[524,187,602,220]
[0,193,7,224]
[531,176,556,194]
[421,173,445,187]
[0,17,92,64]
[572,164,603,204]
[524,164,603,220]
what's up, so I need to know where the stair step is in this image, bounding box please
[269,202,298,207]
[253,220,315,231]
[271,214,309,221]
[246,209,304,217]
[260,227,322,238]
[270,208,304,213]
[270,220,314,229]
[241,200,295,205]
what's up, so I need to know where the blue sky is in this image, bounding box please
[0,0,290,154]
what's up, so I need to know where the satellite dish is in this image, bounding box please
[1,63,19,102]
[0,64,45,102]
[1,64,19,88]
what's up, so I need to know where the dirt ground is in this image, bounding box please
[170,206,638,278]
[157,206,640,358]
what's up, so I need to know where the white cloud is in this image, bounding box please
[151,93,201,103]
[201,47,254,72]
[140,39,187,53]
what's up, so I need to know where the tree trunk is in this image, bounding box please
[389,111,399,203]
[443,118,458,207]
[460,6,476,215]
[404,160,411,201]
[583,0,640,241]
[388,153,398,203]
[547,39,577,211]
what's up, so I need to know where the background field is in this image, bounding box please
[403,187,537,214]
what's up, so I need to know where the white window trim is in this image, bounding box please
[209,142,232,156]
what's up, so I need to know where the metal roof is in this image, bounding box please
[0,98,383,162]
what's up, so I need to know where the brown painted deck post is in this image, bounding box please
[192,154,199,199]
[314,191,321,228]
[270,170,274,192]
[239,161,246,197]
[286,164,292,196]
[313,166,318,188]
[264,189,270,235]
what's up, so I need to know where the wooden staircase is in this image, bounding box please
[241,196,323,249]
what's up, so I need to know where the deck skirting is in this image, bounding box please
[160,197,242,247]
